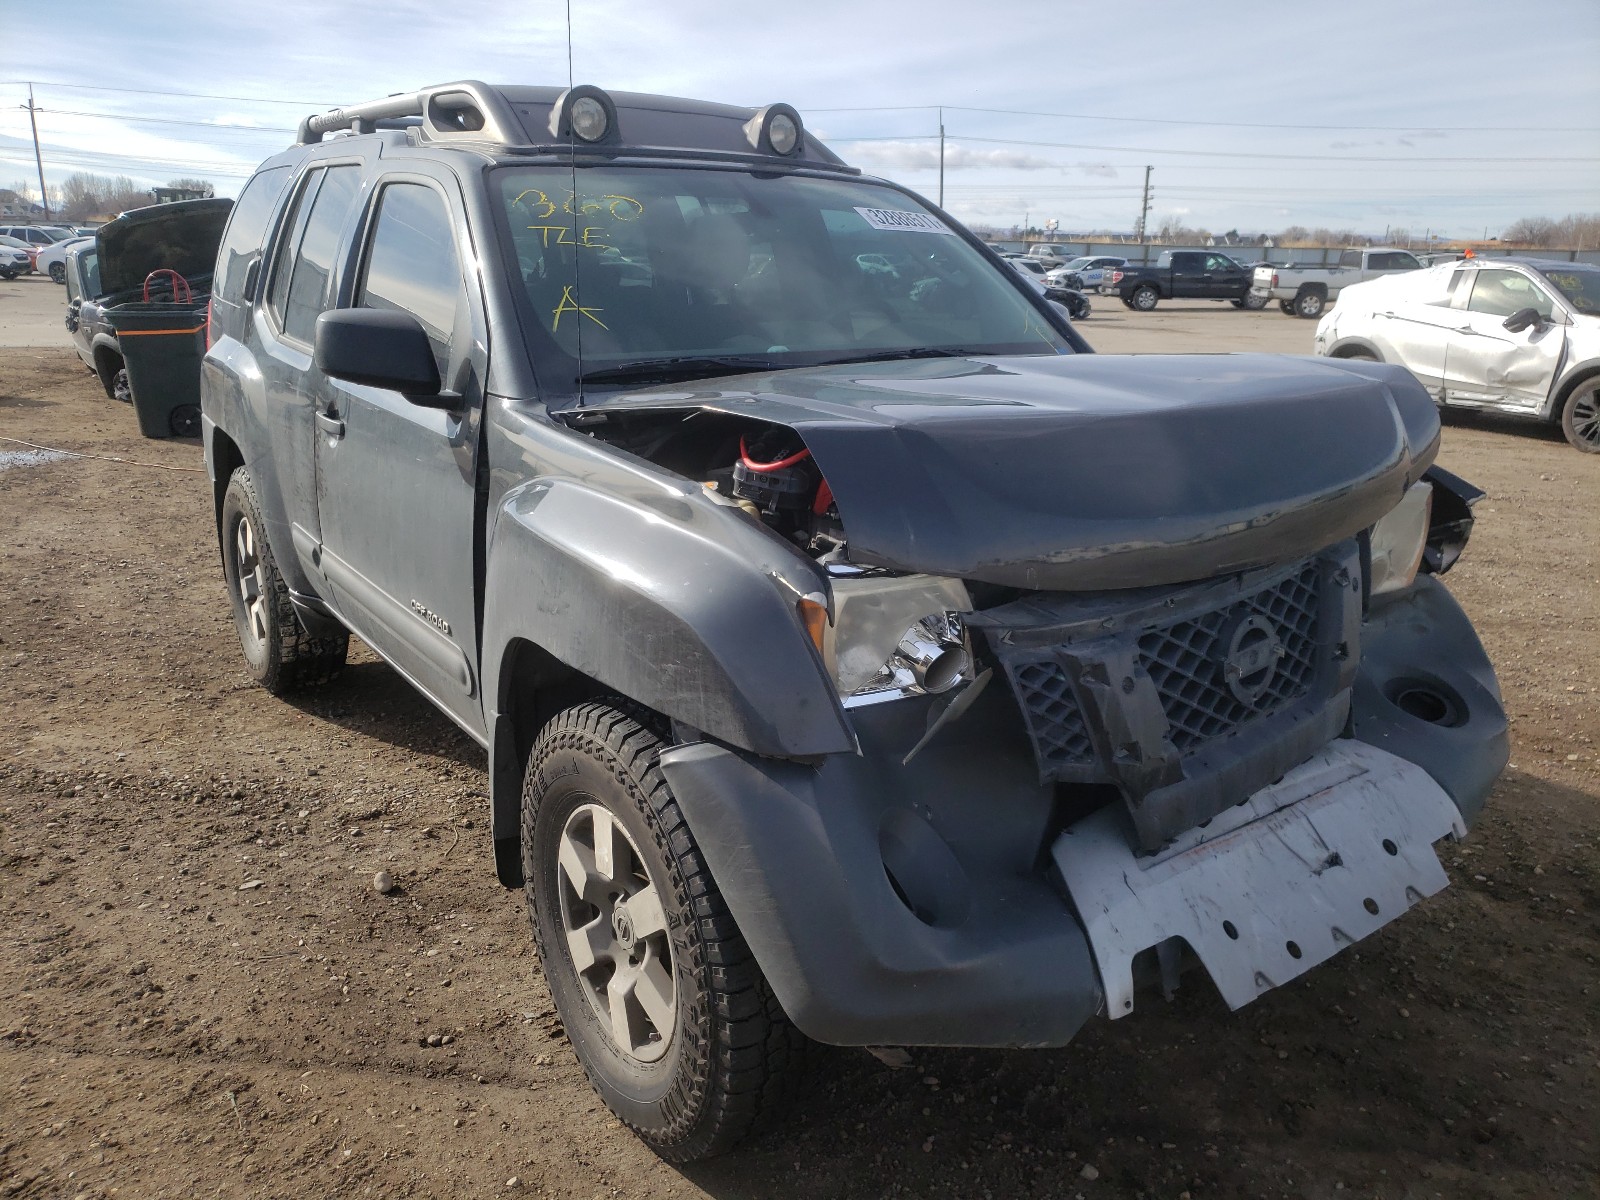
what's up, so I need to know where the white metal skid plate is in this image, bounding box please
[1052,740,1466,1017]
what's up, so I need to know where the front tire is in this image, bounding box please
[523,703,803,1162]
[1279,299,1297,315]
[111,366,132,404]
[220,467,348,692]
[1560,378,1600,453]
[1130,284,1160,312]
[1240,291,1268,310]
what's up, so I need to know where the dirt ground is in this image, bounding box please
[2,311,1597,1199]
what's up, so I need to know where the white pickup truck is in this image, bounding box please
[1252,247,1422,319]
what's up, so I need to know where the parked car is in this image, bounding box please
[0,223,75,246]
[62,199,232,419]
[35,234,93,284]
[1023,243,1072,267]
[1316,257,1600,452]
[1046,255,1126,290]
[0,233,38,275]
[1253,247,1422,319]
[1006,258,1092,319]
[1105,251,1265,310]
[202,80,1505,1162]
[0,244,30,279]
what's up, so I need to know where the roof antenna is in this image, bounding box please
[566,0,583,403]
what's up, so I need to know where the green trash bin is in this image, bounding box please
[103,302,208,439]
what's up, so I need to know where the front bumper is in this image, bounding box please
[659,575,1506,1049]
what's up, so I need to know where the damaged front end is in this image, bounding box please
[566,353,1507,1047]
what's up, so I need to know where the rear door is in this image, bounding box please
[1443,268,1566,411]
[1168,252,1207,297]
[253,161,366,582]
[1370,265,1466,394]
[312,168,488,738]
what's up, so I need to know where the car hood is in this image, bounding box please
[96,198,233,297]
[572,353,1441,589]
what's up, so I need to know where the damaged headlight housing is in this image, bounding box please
[822,574,973,706]
[1368,480,1433,596]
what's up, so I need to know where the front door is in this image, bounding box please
[1203,254,1244,298]
[313,172,487,739]
[1443,268,1566,411]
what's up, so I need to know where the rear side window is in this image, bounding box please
[268,164,362,345]
[356,182,464,372]
[1339,250,1361,267]
[216,165,291,303]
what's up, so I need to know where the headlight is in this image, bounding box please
[824,574,973,705]
[1368,480,1432,596]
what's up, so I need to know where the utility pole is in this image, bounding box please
[24,84,50,219]
[938,106,945,209]
[1134,165,1152,245]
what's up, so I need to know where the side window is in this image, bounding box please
[1466,269,1556,320]
[280,166,361,345]
[83,251,100,298]
[216,165,291,303]
[356,182,465,372]
[1204,254,1232,271]
[267,169,321,329]
[1339,250,1361,268]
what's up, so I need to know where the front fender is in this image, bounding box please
[481,476,855,760]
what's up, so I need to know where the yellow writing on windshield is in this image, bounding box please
[527,224,611,250]
[513,189,645,223]
[552,284,608,331]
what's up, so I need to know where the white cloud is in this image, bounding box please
[842,140,1059,172]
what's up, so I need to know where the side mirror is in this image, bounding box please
[314,308,451,406]
[1502,306,1544,334]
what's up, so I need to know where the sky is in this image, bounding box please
[2,0,1597,241]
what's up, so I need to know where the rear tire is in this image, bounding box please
[112,367,132,405]
[523,702,804,1162]
[220,467,348,693]
[1294,289,1326,319]
[1130,284,1160,312]
[49,262,66,284]
[1560,378,1600,453]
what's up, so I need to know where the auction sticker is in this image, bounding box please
[854,207,955,235]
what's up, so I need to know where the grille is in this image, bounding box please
[1138,560,1322,752]
[1012,660,1095,768]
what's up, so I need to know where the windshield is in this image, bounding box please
[1538,265,1600,315]
[495,165,1069,388]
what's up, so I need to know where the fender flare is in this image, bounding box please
[481,476,852,759]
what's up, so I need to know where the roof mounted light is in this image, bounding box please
[744,104,805,157]
[548,85,618,143]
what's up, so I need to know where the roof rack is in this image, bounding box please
[295,81,854,173]
[297,80,523,146]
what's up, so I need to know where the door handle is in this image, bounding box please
[315,410,345,438]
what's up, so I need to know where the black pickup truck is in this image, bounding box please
[1105,250,1266,311]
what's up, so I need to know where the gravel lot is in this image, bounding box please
[2,273,1597,1199]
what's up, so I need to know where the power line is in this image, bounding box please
[959,134,1595,165]
[0,79,340,107]
[39,107,295,135]
[809,102,1600,135]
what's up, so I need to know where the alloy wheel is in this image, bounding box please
[233,514,269,652]
[556,802,677,1063]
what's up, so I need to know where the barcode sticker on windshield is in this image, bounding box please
[854,207,956,235]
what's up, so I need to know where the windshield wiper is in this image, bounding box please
[814,347,984,367]
[580,355,778,385]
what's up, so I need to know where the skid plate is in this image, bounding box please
[1052,739,1465,1017]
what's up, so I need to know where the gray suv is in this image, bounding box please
[202,81,1509,1161]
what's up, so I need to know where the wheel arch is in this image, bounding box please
[207,425,246,554]
[1297,281,1329,299]
[1548,361,1600,424]
[90,338,123,398]
[489,637,615,887]
[1328,337,1385,362]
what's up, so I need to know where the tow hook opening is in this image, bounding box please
[1383,677,1466,728]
